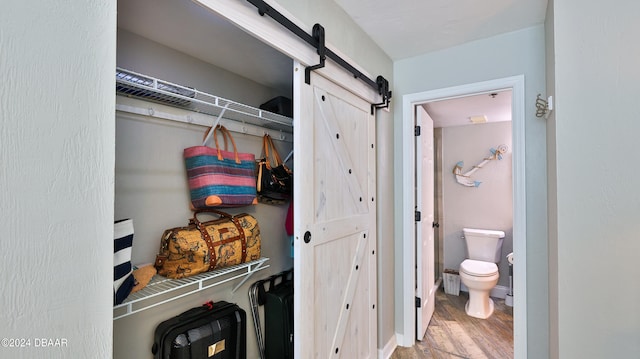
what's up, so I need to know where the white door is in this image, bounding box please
[415,105,435,340]
[294,66,377,358]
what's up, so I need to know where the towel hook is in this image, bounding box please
[536,94,553,119]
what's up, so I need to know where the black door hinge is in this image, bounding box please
[415,126,421,136]
[415,296,421,308]
[415,211,421,222]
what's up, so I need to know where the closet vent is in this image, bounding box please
[115,67,292,131]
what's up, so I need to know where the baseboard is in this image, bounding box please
[459,284,509,299]
[491,285,509,299]
[378,334,397,359]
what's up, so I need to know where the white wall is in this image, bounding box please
[393,25,548,357]
[441,122,513,287]
[0,1,116,358]
[549,1,640,357]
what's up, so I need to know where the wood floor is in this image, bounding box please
[391,288,513,359]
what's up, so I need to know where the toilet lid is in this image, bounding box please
[460,259,498,277]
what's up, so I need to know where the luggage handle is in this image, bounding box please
[191,209,234,223]
[267,268,293,291]
[174,301,213,321]
[254,269,293,306]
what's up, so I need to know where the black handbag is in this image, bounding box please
[256,134,292,203]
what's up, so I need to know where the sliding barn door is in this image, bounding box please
[294,65,377,358]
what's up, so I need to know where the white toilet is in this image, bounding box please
[459,228,505,319]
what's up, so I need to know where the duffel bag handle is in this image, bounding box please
[191,209,233,225]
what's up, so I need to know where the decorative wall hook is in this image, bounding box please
[536,94,553,119]
[453,145,508,187]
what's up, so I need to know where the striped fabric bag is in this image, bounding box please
[114,219,135,305]
[184,125,257,208]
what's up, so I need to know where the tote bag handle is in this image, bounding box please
[213,125,241,164]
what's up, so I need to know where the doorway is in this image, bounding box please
[401,76,527,357]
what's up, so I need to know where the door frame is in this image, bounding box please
[399,76,527,357]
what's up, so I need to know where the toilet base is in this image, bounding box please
[465,296,495,319]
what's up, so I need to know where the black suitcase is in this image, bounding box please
[248,269,294,359]
[263,270,294,359]
[152,301,246,359]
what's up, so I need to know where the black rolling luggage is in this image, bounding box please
[249,269,294,359]
[152,301,246,359]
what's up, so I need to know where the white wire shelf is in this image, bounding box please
[113,257,270,320]
[115,67,292,132]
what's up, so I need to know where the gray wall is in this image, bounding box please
[0,1,116,358]
[114,32,294,359]
[393,25,548,357]
[545,0,559,356]
[548,0,640,357]
[441,122,513,287]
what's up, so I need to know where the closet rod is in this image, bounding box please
[246,0,392,113]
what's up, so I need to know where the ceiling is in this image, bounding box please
[118,0,542,124]
[424,90,512,128]
[334,0,548,60]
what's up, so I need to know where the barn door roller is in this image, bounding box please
[246,0,392,113]
[305,24,326,85]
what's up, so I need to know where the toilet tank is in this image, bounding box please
[463,228,505,263]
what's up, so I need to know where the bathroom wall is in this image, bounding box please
[441,121,513,288]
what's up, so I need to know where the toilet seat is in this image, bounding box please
[460,259,498,277]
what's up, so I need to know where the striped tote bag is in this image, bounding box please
[184,125,257,208]
[114,219,135,305]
